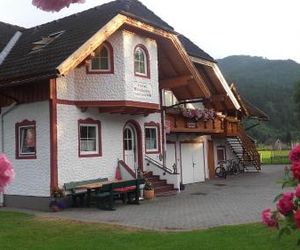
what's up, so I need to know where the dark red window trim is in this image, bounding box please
[86,41,114,74]
[78,118,102,158]
[144,121,160,154]
[134,44,150,79]
[15,119,37,160]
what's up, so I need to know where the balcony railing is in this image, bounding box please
[165,109,224,134]
[165,109,242,136]
[224,117,240,136]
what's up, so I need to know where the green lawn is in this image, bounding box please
[0,211,299,250]
[258,150,290,164]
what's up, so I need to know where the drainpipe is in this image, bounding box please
[0,101,18,207]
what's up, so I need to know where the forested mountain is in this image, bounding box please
[218,55,300,144]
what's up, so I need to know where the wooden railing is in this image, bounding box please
[165,113,224,134]
[224,117,240,136]
[236,126,261,169]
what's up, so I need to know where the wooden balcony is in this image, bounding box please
[165,110,224,134]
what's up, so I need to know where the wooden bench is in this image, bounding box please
[64,178,108,207]
[95,179,145,210]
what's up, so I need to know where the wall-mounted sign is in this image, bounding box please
[186,121,197,129]
[133,82,152,99]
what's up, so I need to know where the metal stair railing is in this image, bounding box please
[144,155,178,175]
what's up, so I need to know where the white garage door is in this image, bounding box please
[166,143,176,172]
[180,142,205,184]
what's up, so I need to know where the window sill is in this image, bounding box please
[79,153,102,158]
[16,155,37,160]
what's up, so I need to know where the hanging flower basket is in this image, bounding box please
[181,107,216,122]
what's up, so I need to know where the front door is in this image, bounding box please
[180,142,205,184]
[123,125,137,172]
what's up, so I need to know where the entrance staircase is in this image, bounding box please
[143,171,178,197]
[226,126,261,171]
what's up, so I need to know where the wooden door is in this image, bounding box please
[207,140,215,179]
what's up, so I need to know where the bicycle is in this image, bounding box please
[215,160,227,178]
[215,159,240,178]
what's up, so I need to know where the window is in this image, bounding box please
[144,122,160,154]
[124,128,133,150]
[164,90,178,107]
[217,146,226,162]
[88,42,113,73]
[78,118,101,157]
[16,120,36,159]
[134,45,149,77]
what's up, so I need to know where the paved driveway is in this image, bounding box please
[5,165,288,230]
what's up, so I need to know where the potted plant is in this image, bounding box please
[49,187,65,212]
[143,179,155,200]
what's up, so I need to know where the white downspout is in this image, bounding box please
[0,102,18,207]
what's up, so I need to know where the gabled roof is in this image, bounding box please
[178,35,215,63]
[0,21,24,52]
[0,0,175,85]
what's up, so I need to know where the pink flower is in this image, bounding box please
[276,192,294,215]
[295,184,300,198]
[0,154,15,192]
[289,145,300,163]
[292,162,300,181]
[32,0,85,12]
[261,208,277,227]
[294,209,300,229]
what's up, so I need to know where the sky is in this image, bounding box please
[0,0,299,63]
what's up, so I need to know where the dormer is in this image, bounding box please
[57,29,160,114]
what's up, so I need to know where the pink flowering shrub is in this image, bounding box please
[262,208,278,227]
[32,0,85,12]
[0,154,15,192]
[262,145,300,243]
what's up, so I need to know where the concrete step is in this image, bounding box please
[155,190,178,197]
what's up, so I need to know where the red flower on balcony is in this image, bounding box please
[181,107,216,122]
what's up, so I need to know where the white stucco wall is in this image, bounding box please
[57,30,159,105]
[56,104,162,186]
[1,101,50,196]
[123,30,159,104]
[213,138,238,168]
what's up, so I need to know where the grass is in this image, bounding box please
[0,211,299,250]
[258,150,290,164]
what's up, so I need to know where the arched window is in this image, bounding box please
[88,42,113,73]
[134,45,149,77]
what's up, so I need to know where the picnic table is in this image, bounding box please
[76,180,113,207]
[76,179,145,210]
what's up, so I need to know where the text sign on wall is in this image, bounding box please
[133,82,152,99]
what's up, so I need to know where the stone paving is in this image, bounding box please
[4,165,288,231]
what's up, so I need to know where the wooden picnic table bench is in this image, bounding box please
[64,177,108,207]
[95,179,145,210]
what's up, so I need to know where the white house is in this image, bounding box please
[0,0,265,210]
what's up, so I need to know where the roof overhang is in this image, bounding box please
[190,56,240,110]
